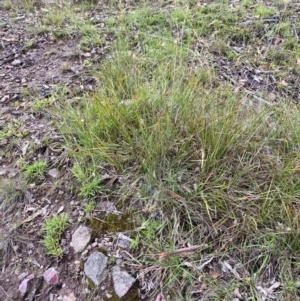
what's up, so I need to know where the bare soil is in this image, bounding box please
[0,4,115,301]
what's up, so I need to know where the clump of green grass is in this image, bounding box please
[31,97,53,112]
[17,0,39,11]
[30,5,80,38]
[0,230,27,264]
[0,120,28,140]
[0,178,27,214]
[42,214,69,257]
[60,49,261,178]
[41,10,65,26]
[3,0,12,10]
[23,160,48,182]
[80,23,104,47]
[71,162,104,199]
[255,5,277,17]
[53,0,300,300]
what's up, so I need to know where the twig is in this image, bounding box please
[0,285,8,297]
[166,189,186,202]
[158,244,208,260]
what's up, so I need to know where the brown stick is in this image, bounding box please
[158,244,208,260]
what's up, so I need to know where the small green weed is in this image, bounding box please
[72,162,104,199]
[83,58,93,68]
[31,97,54,112]
[3,0,12,10]
[24,40,35,49]
[21,88,30,97]
[255,6,277,17]
[23,160,48,182]
[42,214,69,257]
[84,201,96,215]
[0,120,28,140]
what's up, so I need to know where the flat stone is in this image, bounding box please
[70,225,91,253]
[11,59,21,66]
[0,139,8,146]
[112,266,136,298]
[47,168,61,178]
[18,272,28,280]
[18,273,34,293]
[84,252,108,286]
[19,279,29,294]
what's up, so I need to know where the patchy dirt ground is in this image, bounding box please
[2,1,300,300]
[0,3,136,301]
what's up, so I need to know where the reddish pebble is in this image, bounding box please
[43,267,59,285]
[154,293,164,301]
[18,272,28,280]
[26,274,34,280]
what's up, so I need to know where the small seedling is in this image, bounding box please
[21,88,30,97]
[84,59,93,68]
[61,62,71,73]
[24,40,35,49]
[84,201,96,215]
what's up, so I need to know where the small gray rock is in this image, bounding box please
[47,168,61,178]
[112,266,136,298]
[70,225,91,253]
[0,168,7,176]
[19,279,29,294]
[11,59,21,66]
[84,252,108,286]
[117,233,133,250]
[0,139,8,146]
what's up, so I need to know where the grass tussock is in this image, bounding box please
[42,214,69,258]
[53,0,300,299]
